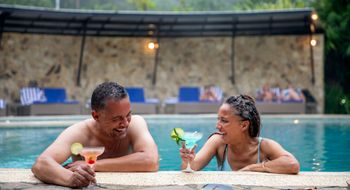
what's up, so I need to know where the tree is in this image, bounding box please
[314,0,350,113]
[233,0,314,10]
[0,0,53,8]
[127,0,156,11]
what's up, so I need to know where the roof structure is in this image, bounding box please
[0,5,322,37]
[0,5,321,86]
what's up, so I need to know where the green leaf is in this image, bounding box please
[345,45,350,57]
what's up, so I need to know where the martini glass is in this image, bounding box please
[182,131,203,173]
[80,146,105,188]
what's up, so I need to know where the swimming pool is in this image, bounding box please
[0,115,350,171]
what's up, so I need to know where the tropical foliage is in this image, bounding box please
[233,0,314,10]
[314,0,350,114]
[0,0,314,11]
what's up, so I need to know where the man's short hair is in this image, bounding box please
[91,82,128,111]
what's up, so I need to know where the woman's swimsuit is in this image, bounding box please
[218,137,263,171]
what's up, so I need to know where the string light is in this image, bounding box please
[311,13,318,21]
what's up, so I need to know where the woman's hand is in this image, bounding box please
[179,142,197,169]
[239,160,268,172]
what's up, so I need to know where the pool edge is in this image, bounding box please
[0,169,349,188]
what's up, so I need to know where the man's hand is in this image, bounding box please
[64,160,87,171]
[66,164,96,188]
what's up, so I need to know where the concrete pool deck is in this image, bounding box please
[0,169,349,189]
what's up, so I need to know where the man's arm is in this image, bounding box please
[31,122,95,187]
[95,115,159,172]
[240,139,300,174]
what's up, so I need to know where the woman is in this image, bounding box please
[282,85,305,102]
[180,95,300,174]
[200,85,219,102]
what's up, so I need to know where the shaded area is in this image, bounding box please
[0,6,322,37]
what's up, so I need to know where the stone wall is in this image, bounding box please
[0,33,324,113]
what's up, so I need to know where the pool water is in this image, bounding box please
[0,115,350,171]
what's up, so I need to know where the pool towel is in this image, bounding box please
[0,99,5,109]
[20,87,46,105]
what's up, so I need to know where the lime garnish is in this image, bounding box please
[170,128,185,145]
[70,142,83,155]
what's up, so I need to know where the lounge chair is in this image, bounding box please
[18,87,81,115]
[255,101,306,114]
[302,89,317,113]
[254,86,306,114]
[0,99,6,116]
[164,86,223,114]
[125,87,159,114]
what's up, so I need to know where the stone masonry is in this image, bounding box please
[0,33,324,112]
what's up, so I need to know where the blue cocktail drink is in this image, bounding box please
[183,132,203,148]
[182,131,203,173]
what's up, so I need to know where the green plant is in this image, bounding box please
[0,0,53,7]
[314,0,350,114]
[325,84,350,114]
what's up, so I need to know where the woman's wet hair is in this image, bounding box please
[225,95,261,137]
[91,82,128,111]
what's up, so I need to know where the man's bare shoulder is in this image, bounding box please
[64,118,92,131]
[129,115,147,129]
[131,114,145,122]
[127,115,153,141]
[59,118,95,143]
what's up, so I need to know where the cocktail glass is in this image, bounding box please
[182,131,203,173]
[80,146,105,188]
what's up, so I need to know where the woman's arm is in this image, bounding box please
[180,134,223,171]
[240,138,300,174]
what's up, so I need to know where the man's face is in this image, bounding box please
[93,98,132,139]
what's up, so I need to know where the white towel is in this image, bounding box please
[0,99,5,109]
[20,87,46,105]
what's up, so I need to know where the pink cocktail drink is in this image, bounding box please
[80,146,105,168]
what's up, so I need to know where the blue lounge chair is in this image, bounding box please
[179,87,200,102]
[18,87,81,115]
[125,87,159,114]
[40,88,79,104]
[165,86,223,114]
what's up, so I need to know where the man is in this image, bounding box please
[32,82,159,188]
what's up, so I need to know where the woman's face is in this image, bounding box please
[216,103,243,143]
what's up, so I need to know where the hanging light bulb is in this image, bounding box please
[148,42,155,49]
[311,13,318,21]
[148,41,159,49]
[310,39,317,46]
